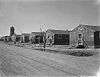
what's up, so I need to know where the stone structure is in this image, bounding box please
[70,24,100,48]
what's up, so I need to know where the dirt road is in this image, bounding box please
[0,42,100,77]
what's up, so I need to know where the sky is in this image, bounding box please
[0,0,99,36]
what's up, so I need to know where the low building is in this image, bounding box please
[21,33,30,43]
[70,24,100,48]
[7,36,11,42]
[1,36,5,41]
[11,34,22,43]
[0,36,4,41]
[2,36,11,42]
[46,29,70,45]
[30,32,44,44]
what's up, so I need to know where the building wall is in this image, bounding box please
[21,35,30,43]
[70,25,95,47]
[46,31,69,45]
[30,32,44,44]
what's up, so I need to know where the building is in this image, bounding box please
[0,36,4,41]
[10,26,15,36]
[46,29,70,45]
[11,34,16,42]
[21,33,30,43]
[29,32,44,44]
[70,24,100,48]
[11,34,22,43]
[16,35,22,42]
[2,36,11,42]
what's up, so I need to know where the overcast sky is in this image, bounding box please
[0,0,99,36]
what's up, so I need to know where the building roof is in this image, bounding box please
[16,35,21,37]
[87,26,100,31]
[46,29,69,34]
[31,32,45,36]
[72,24,100,32]
[31,32,41,35]
[22,33,30,36]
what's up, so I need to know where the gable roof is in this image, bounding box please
[46,29,69,34]
[72,24,100,32]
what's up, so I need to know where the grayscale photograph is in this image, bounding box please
[0,0,100,77]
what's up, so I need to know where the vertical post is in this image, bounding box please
[43,32,46,51]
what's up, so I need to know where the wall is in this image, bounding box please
[70,25,95,47]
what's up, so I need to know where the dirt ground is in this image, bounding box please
[0,42,100,77]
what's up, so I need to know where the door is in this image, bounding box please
[78,34,83,46]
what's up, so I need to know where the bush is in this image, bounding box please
[67,50,96,57]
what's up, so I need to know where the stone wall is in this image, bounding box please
[70,25,95,47]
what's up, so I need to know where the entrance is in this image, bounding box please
[77,33,85,48]
[78,34,83,45]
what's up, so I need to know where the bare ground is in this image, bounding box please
[0,42,100,77]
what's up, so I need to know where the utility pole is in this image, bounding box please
[43,31,46,51]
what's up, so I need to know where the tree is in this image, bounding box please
[40,24,48,51]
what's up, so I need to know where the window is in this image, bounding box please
[78,34,82,38]
[63,34,66,38]
[58,34,62,39]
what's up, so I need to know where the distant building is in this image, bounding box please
[2,36,11,42]
[11,34,16,42]
[30,32,44,44]
[21,33,30,43]
[10,26,15,36]
[46,29,70,45]
[16,35,22,42]
[70,24,100,48]
[11,34,22,43]
[0,36,4,41]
